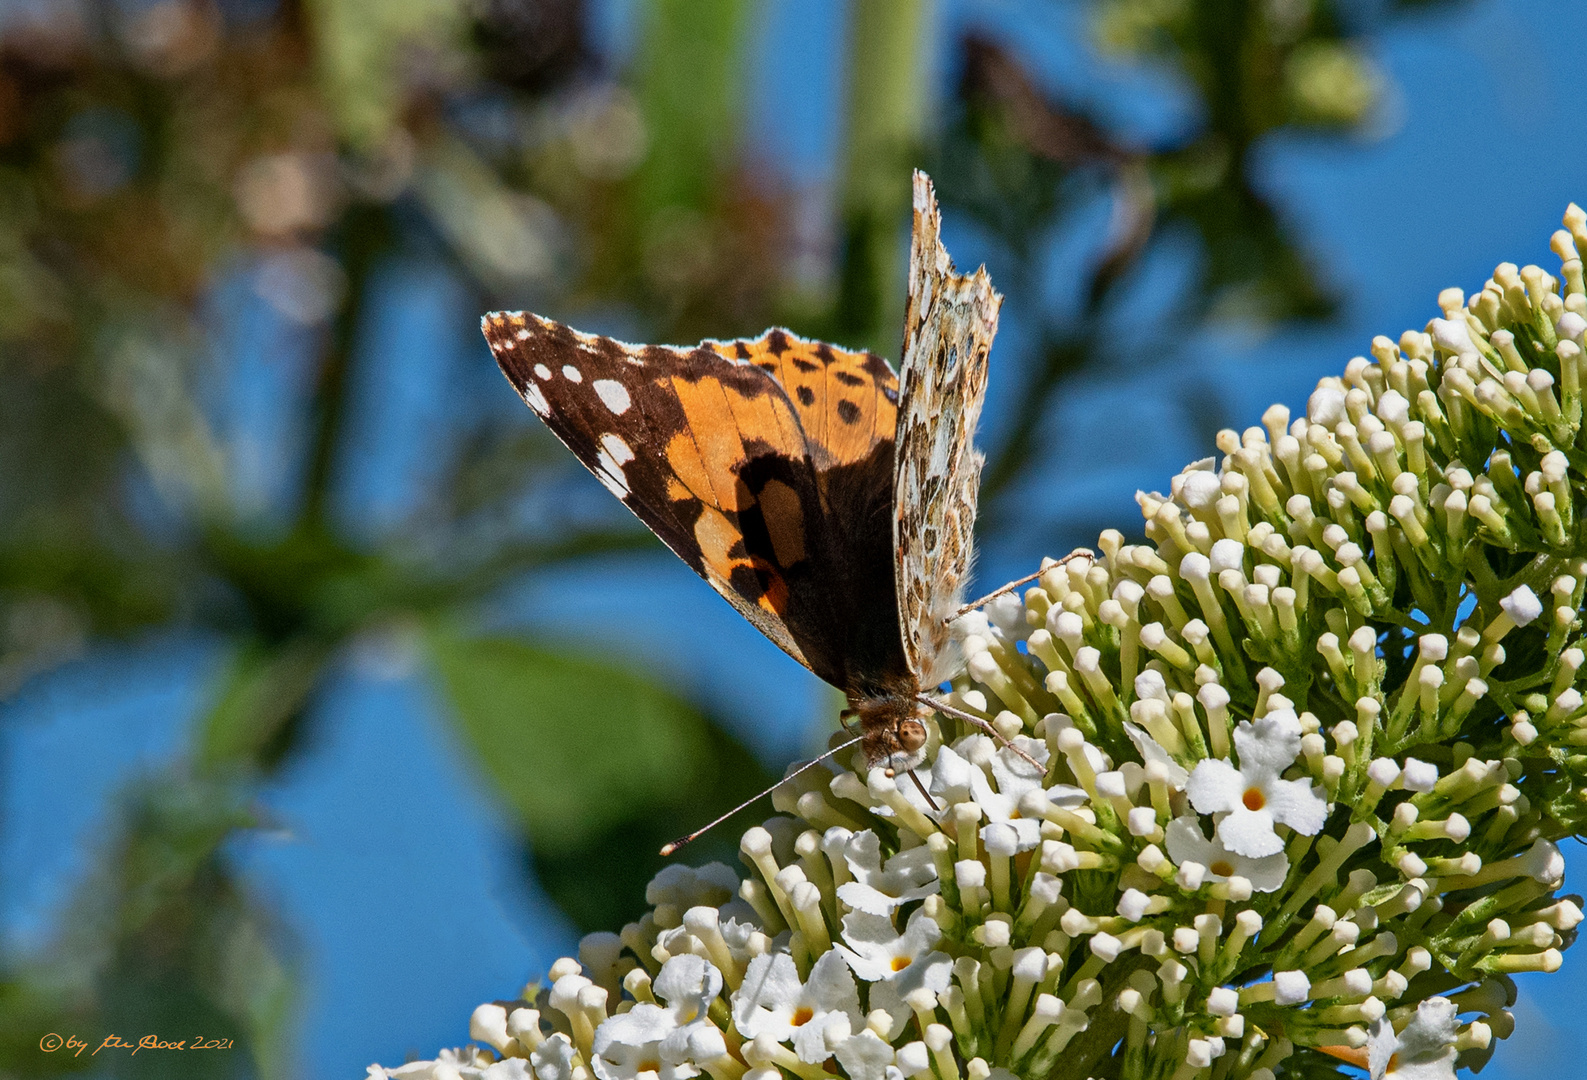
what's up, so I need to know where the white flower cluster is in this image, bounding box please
[371,208,1587,1079]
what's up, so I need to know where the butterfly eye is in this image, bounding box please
[897,720,927,752]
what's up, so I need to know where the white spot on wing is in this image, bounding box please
[562,365,583,383]
[599,432,635,464]
[516,327,531,341]
[533,364,552,380]
[594,379,632,415]
[595,468,629,498]
[523,382,550,416]
[595,450,630,495]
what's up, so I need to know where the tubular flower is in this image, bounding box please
[1186,711,1328,856]
[374,208,1587,1079]
[1368,997,1460,1080]
[1163,816,1289,893]
[732,950,863,1063]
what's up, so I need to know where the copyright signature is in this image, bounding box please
[40,1033,235,1056]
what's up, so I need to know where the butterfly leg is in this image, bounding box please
[838,707,858,735]
[949,548,1097,622]
[916,694,1045,772]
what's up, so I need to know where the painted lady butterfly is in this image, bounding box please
[482,172,1001,801]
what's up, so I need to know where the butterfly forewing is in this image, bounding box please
[484,314,912,696]
[893,171,1003,687]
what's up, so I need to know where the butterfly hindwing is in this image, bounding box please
[893,171,1003,687]
[484,313,911,694]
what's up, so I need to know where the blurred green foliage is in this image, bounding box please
[0,0,1455,1076]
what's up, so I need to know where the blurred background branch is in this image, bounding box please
[6,0,1570,1077]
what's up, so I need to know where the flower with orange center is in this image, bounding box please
[836,908,951,990]
[927,734,1086,852]
[1366,997,1460,1079]
[731,950,864,1064]
[1185,710,1328,858]
[1163,816,1288,892]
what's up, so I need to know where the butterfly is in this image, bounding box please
[482,171,1003,804]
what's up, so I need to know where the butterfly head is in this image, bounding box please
[850,689,931,774]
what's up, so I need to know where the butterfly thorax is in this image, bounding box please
[847,679,929,773]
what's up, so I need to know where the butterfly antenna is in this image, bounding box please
[916,694,1044,772]
[949,549,1096,622]
[660,734,865,857]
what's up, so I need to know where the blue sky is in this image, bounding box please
[5,1,1587,1077]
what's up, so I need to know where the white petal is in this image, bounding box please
[594,1004,677,1051]
[1367,1016,1398,1079]
[1232,714,1301,780]
[1386,1055,1458,1080]
[834,943,892,983]
[863,980,912,1041]
[1187,758,1245,815]
[1123,722,1189,789]
[1238,849,1291,893]
[988,737,1050,791]
[927,745,976,800]
[732,953,802,1037]
[1215,806,1284,858]
[1264,776,1328,836]
[879,845,939,893]
[1394,998,1459,1061]
[1045,784,1089,807]
[895,950,953,997]
[832,1030,896,1080]
[895,907,943,958]
[836,881,907,915]
[843,830,887,884]
[792,1013,845,1064]
[804,949,863,1016]
[1164,817,1217,867]
[653,955,723,1023]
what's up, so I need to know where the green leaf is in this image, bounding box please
[196,638,334,774]
[430,631,719,854]
[428,630,780,932]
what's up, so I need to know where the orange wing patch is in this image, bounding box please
[705,331,898,468]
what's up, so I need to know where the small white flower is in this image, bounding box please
[1500,585,1543,627]
[591,1005,699,1080]
[827,1021,897,1080]
[590,955,726,1080]
[1163,816,1288,892]
[836,908,953,998]
[732,950,863,1064]
[930,735,1085,851]
[646,863,739,912]
[1180,469,1223,509]
[1309,385,1347,425]
[1367,996,1459,1079]
[1522,838,1566,885]
[1429,317,1478,361]
[371,1048,524,1080]
[532,1035,580,1080]
[985,592,1032,642]
[836,830,940,914]
[1123,721,1189,789]
[653,954,722,1025]
[1186,711,1327,857]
